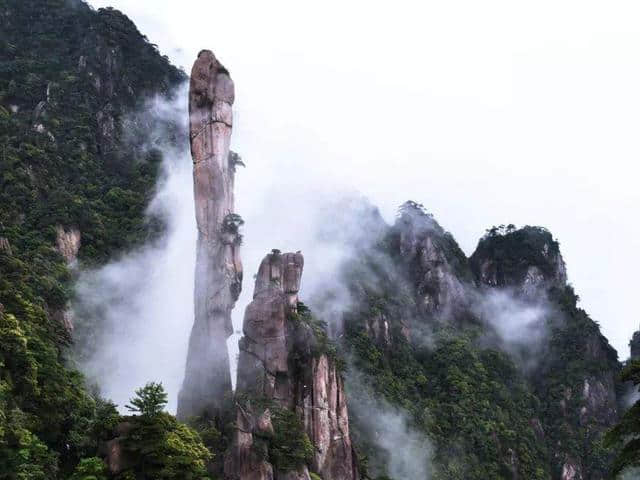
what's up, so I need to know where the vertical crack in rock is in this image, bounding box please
[226,251,358,480]
[177,50,243,421]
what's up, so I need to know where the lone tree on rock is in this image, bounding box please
[126,381,168,417]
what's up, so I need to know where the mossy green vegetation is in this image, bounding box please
[469,226,620,476]
[339,215,620,479]
[0,0,187,477]
[117,414,211,480]
[606,360,640,477]
[269,405,314,472]
[290,302,341,364]
[68,457,108,480]
[104,383,212,480]
[345,317,549,479]
[231,395,315,474]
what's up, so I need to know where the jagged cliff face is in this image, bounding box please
[327,201,622,479]
[227,251,357,480]
[50,226,81,333]
[55,226,81,265]
[178,50,243,420]
[235,252,304,400]
[394,204,473,323]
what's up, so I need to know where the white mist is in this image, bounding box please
[74,92,196,413]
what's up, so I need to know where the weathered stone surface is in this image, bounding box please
[236,251,303,399]
[365,312,391,347]
[178,50,242,421]
[561,458,583,480]
[276,467,311,480]
[301,355,356,480]
[395,204,471,320]
[0,237,12,255]
[227,251,357,480]
[101,422,134,475]
[579,377,617,426]
[55,225,81,264]
[96,104,115,154]
[224,403,274,480]
[87,41,124,156]
[51,225,81,332]
[50,308,75,333]
[530,418,545,441]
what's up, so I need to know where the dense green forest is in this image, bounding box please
[0,1,214,478]
[1,1,639,479]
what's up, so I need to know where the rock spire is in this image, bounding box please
[225,250,358,480]
[178,50,243,420]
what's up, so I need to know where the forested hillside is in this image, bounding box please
[329,202,623,479]
[0,1,207,477]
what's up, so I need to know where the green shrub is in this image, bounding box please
[269,406,314,472]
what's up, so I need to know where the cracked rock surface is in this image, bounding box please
[178,50,243,421]
[226,251,357,480]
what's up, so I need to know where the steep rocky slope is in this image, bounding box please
[471,226,620,479]
[226,250,358,480]
[327,201,622,480]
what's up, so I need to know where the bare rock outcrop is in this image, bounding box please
[178,50,243,421]
[49,226,81,332]
[561,458,583,480]
[364,312,392,347]
[395,201,472,321]
[55,225,81,264]
[100,422,134,476]
[0,236,12,255]
[226,251,357,480]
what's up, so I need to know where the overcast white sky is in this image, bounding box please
[89,0,640,358]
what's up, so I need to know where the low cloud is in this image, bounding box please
[73,89,195,413]
[346,369,434,480]
[473,288,552,370]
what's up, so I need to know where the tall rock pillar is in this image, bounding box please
[225,251,358,480]
[631,327,640,360]
[178,50,243,420]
